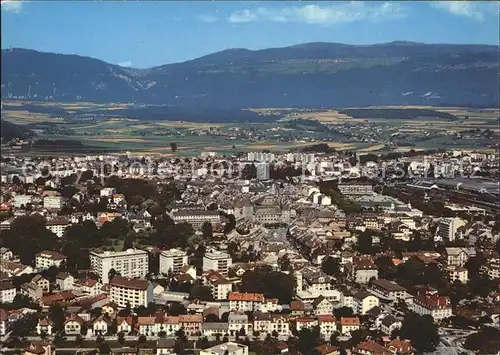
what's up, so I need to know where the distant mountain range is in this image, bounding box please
[2,42,499,108]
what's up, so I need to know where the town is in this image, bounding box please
[0,148,499,355]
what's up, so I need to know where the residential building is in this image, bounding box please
[256,162,270,181]
[13,195,33,208]
[340,317,360,335]
[353,258,379,284]
[437,217,466,242]
[381,315,402,335]
[32,275,50,293]
[409,291,452,321]
[56,272,75,291]
[159,249,188,275]
[46,219,70,238]
[109,276,153,309]
[313,296,334,316]
[445,266,468,284]
[445,247,475,267]
[318,315,337,339]
[0,281,16,303]
[171,210,221,230]
[90,249,149,284]
[203,251,232,276]
[35,250,67,270]
[369,279,408,302]
[229,292,264,312]
[482,261,500,279]
[20,282,43,301]
[338,183,373,196]
[228,312,251,336]
[43,196,64,210]
[353,291,379,315]
[64,315,84,335]
[36,319,54,336]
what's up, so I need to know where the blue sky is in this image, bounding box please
[2,1,498,68]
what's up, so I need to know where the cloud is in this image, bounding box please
[118,61,133,68]
[227,2,406,25]
[198,14,218,23]
[1,0,23,13]
[432,1,494,22]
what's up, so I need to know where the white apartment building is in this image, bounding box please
[109,276,153,309]
[200,342,248,355]
[159,248,188,275]
[0,281,16,303]
[437,217,467,242]
[338,183,373,196]
[90,249,149,284]
[13,195,33,208]
[247,152,275,163]
[46,219,70,238]
[203,251,232,276]
[255,163,270,181]
[35,250,67,270]
[445,266,468,284]
[43,196,64,210]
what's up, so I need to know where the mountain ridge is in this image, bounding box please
[2,42,499,108]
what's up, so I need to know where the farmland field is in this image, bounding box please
[1,100,498,156]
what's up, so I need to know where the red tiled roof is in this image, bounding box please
[228,292,264,302]
[318,315,336,323]
[36,250,66,260]
[340,317,360,326]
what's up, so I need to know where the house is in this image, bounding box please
[20,282,43,301]
[0,281,16,303]
[0,309,7,336]
[93,316,110,336]
[313,296,334,316]
[314,344,339,355]
[179,314,202,337]
[202,322,229,337]
[64,315,85,335]
[354,340,391,355]
[340,317,360,335]
[253,312,271,334]
[387,338,414,355]
[101,302,119,316]
[353,291,379,315]
[56,272,75,291]
[290,300,307,317]
[161,316,182,336]
[24,342,53,355]
[117,316,133,334]
[381,315,402,335]
[46,219,70,238]
[137,316,156,336]
[156,338,175,355]
[445,247,475,267]
[200,342,248,355]
[35,250,67,270]
[36,318,54,336]
[75,278,101,296]
[318,315,336,339]
[270,315,289,337]
[228,311,251,336]
[445,266,468,284]
[228,292,264,312]
[369,279,408,302]
[0,247,14,261]
[31,275,50,293]
[296,317,318,332]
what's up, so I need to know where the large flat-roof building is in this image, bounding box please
[203,251,232,276]
[90,249,149,284]
[109,276,153,309]
[159,248,188,275]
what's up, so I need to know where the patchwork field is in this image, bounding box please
[2,101,498,156]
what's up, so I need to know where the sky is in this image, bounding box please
[1,1,499,68]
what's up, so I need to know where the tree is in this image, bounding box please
[241,265,295,303]
[170,142,178,153]
[108,268,120,282]
[54,332,66,347]
[297,326,321,354]
[49,304,66,331]
[357,231,374,255]
[75,335,83,348]
[189,285,214,301]
[202,221,213,240]
[464,327,500,354]
[396,313,439,353]
[98,342,111,354]
[239,327,246,337]
[137,334,147,348]
[168,303,187,316]
[117,332,125,346]
[321,256,340,277]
